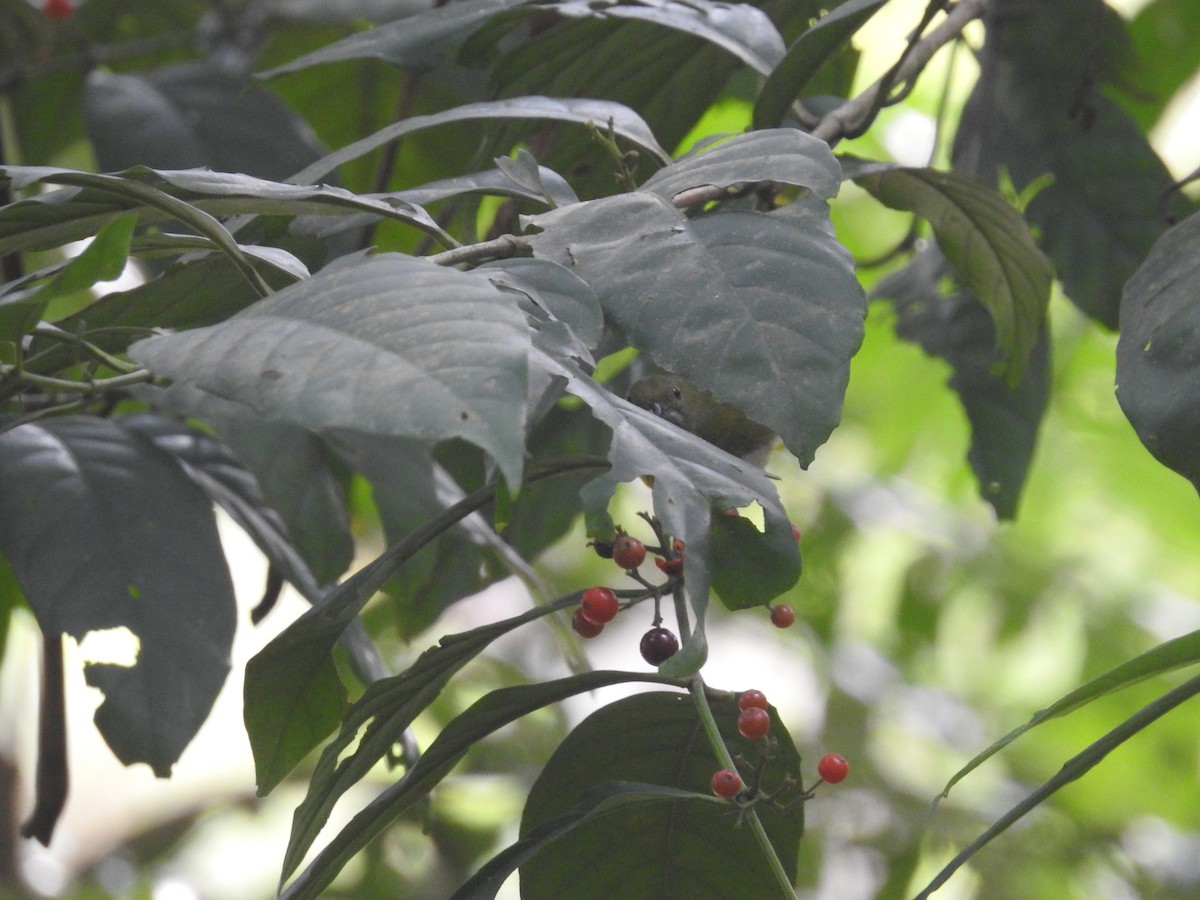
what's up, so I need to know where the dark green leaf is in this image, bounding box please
[1123,0,1200,129]
[526,186,865,467]
[1115,211,1200,490]
[281,671,681,900]
[710,510,801,609]
[850,162,1052,385]
[753,0,888,129]
[0,416,236,776]
[520,691,803,899]
[278,593,580,882]
[289,96,671,186]
[84,62,329,183]
[873,249,1050,518]
[129,252,531,488]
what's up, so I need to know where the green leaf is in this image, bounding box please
[289,96,671,187]
[0,416,236,776]
[640,128,842,203]
[84,62,330,183]
[710,510,801,609]
[129,252,531,489]
[1123,0,1200,129]
[278,593,579,882]
[520,691,803,899]
[258,0,537,77]
[753,0,889,129]
[1115,211,1200,490]
[453,781,722,900]
[526,187,865,467]
[939,626,1200,800]
[953,0,1189,327]
[533,350,799,675]
[919,671,1200,900]
[280,671,681,900]
[31,213,136,304]
[872,249,1050,518]
[850,162,1053,386]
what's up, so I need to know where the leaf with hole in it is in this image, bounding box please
[280,671,680,900]
[1115,211,1200,490]
[850,162,1053,386]
[520,691,803,899]
[753,0,889,129]
[129,252,531,488]
[0,416,236,776]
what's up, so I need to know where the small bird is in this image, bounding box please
[627,374,777,466]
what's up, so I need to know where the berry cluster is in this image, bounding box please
[709,689,848,806]
[576,519,688,666]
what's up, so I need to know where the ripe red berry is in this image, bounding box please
[579,586,619,624]
[43,0,73,19]
[770,604,796,629]
[639,626,679,665]
[571,608,604,638]
[737,707,771,740]
[710,768,742,798]
[738,689,768,711]
[817,753,849,784]
[612,533,647,569]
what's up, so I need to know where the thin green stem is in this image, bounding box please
[0,365,154,394]
[688,677,795,899]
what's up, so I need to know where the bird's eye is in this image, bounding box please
[671,386,682,400]
[650,402,663,416]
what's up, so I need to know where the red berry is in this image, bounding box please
[738,689,768,711]
[580,586,619,624]
[639,626,679,665]
[655,538,685,576]
[612,534,647,569]
[572,608,604,638]
[770,604,796,629]
[817,753,849,784]
[710,768,742,798]
[43,0,73,19]
[737,707,771,740]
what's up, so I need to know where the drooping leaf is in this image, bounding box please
[849,161,1053,385]
[534,349,801,673]
[939,626,1200,801]
[520,691,803,899]
[280,670,683,900]
[1115,211,1200,490]
[753,0,889,129]
[872,249,1050,518]
[0,416,236,776]
[278,592,581,882]
[84,61,330,183]
[289,96,671,187]
[129,252,531,488]
[526,186,865,467]
[953,0,1190,327]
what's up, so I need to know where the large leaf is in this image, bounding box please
[520,691,803,899]
[849,161,1053,385]
[872,249,1050,517]
[526,187,864,467]
[277,592,581,882]
[0,416,236,775]
[129,252,531,488]
[953,0,1189,327]
[534,349,801,674]
[753,0,889,129]
[280,671,683,900]
[1115,211,1200,490]
[84,62,330,182]
[289,96,670,187]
